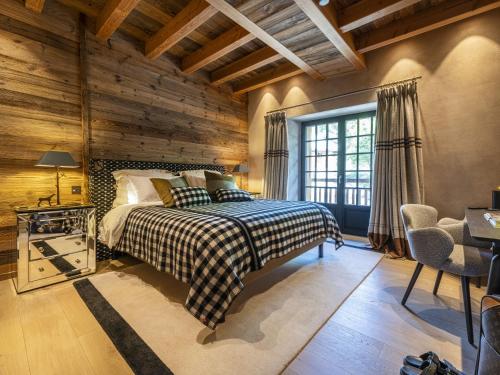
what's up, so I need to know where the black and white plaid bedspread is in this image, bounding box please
[115,200,343,328]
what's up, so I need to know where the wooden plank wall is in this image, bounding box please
[0,0,83,276]
[0,0,249,276]
[85,26,249,167]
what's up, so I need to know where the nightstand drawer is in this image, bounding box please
[29,234,87,261]
[28,250,88,282]
[16,205,96,292]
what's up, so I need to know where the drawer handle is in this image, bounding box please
[75,259,81,264]
[38,247,45,253]
[38,267,45,272]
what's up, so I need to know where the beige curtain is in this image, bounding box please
[263,111,288,200]
[368,82,424,258]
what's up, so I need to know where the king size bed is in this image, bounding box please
[91,159,343,328]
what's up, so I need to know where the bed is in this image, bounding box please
[90,159,343,328]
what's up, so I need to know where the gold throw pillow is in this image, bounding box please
[150,177,188,207]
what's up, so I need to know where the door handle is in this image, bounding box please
[338,174,344,185]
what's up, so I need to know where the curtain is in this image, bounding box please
[263,111,288,200]
[368,82,424,258]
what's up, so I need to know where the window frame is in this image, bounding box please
[300,110,376,207]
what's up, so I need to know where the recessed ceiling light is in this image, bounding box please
[319,0,330,6]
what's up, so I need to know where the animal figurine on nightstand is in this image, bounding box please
[38,194,55,207]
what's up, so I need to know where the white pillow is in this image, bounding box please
[112,169,173,207]
[181,169,221,188]
[112,169,171,178]
[123,175,160,204]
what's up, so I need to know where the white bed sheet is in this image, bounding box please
[98,201,163,248]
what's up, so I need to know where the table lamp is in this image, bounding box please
[35,151,79,205]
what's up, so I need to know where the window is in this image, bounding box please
[302,111,376,207]
[344,115,376,206]
[304,122,339,204]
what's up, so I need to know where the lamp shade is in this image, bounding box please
[232,164,249,173]
[35,151,79,168]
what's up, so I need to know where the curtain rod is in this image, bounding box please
[266,76,422,115]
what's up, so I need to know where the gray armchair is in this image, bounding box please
[400,204,492,345]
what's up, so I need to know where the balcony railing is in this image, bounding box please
[345,187,371,206]
[305,177,371,206]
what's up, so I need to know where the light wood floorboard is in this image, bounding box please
[284,257,482,375]
[0,254,483,375]
[0,277,30,375]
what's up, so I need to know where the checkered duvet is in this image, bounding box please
[115,200,343,328]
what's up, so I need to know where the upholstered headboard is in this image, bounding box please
[89,159,226,260]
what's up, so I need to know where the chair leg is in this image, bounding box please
[461,275,474,345]
[433,270,444,295]
[318,243,324,258]
[402,262,424,306]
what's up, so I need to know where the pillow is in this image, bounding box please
[215,189,253,202]
[112,169,173,207]
[123,175,163,204]
[171,187,212,208]
[112,169,173,180]
[181,169,221,188]
[150,177,188,207]
[204,171,238,193]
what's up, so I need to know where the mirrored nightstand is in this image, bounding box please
[14,204,96,292]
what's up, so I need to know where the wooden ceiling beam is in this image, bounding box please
[25,0,45,13]
[55,0,188,56]
[95,0,141,41]
[339,0,421,32]
[56,0,150,41]
[182,25,254,74]
[232,63,303,95]
[134,1,211,46]
[356,0,500,53]
[211,47,281,85]
[293,0,365,70]
[145,0,217,60]
[205,0,323,80]
[211,41,334,86]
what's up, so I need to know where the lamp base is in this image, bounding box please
[56,167,61,206]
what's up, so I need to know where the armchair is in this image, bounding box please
[400,204,492,345]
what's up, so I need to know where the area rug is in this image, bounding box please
[74,243,383,375]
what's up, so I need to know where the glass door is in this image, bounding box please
[302,111,376,236]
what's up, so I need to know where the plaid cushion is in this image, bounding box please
[215,189,253,202]
[171,187,212,208]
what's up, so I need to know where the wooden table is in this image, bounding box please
[465,209,500,294]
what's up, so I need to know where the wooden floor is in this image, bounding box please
[0,253,483,375]
[285,257,482,375]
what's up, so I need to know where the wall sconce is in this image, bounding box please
[232,164,249,188]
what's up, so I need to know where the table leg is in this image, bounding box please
[486,241,500,295]
[492,240,500,257]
